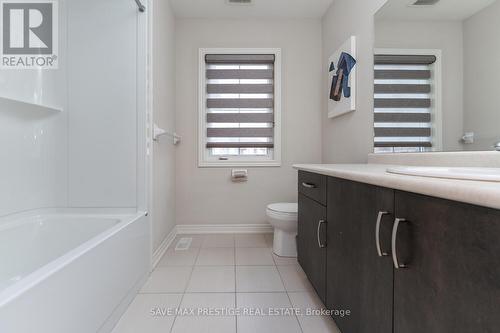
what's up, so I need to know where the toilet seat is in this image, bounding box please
[266,209,297,221]
[267,203,297,215]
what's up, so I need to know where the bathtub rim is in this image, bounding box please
[0,208,147,307]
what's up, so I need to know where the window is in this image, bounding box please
[373,50,442,153]
[198,48,281,167]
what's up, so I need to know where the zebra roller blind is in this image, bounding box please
[374,54,437,152]
[205,54,275,152]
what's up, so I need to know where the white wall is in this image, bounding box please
[0,103,67,217]
[67,0,139,207]
[375,20,464,151]
[0,0,146,217]
[175,18,322,226]
[0,1,68,216]
[463,0,500,150]
[321,0,387,163]
[151,0,176,251]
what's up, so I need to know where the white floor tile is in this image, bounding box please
[179,292,235,310]
[235,247,275,265]
[288,291,341,333]
[236,293,301,333]
[235,234,269,248]
[172,293,236,332]
[202,234,235,248]
[111,294,182,333]
[140,266,192,293]
[272,253,299,266]
[157,248,200,266]
[196,248,235,266]
[171,316,236,333]
[277,264,313,292]
[186,266,236,292]
[114,233,337,333]
[236,292,292,312]
[236,266,285,292]
[174,234,205,248]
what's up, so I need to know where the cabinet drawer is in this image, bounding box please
[298,171,327,205]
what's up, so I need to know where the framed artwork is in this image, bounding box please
[328,36,357,118]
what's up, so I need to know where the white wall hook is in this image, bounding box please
[153,124,180,145]
[461,132,474,144]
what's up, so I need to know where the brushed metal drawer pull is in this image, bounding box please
[375,211,389,257]
[302,182,317,189]
[392,218,408,269]
[317,220,326,248]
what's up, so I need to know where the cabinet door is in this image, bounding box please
[393,191,500,333]
[298,193,327,303]
[326,178,394,333]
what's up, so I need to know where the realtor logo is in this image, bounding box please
[1,0,58,69]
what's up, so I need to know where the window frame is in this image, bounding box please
[198,48,282,168]
[373,48,443,153]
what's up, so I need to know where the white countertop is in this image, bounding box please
[293,164,500,210]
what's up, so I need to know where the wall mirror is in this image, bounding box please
[373,0,500,153]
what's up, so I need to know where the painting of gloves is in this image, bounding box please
[328,36,357,118]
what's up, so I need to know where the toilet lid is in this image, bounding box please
[267,203,298,214]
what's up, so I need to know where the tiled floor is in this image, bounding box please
[112,233,340,333]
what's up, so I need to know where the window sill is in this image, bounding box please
[198,160,281,168]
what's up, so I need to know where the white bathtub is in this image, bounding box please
[0,209,150,333]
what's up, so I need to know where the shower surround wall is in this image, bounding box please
[67,0,139,208]
[0,0,144,215]
[0,1,68,217]
[0,100,67,217]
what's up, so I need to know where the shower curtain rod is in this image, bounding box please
[134,0,145,12]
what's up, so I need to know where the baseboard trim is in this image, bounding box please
[176,224,273,235]
[152,227,177,268]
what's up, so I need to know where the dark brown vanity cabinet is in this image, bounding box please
[297,171,500,333]
[326,177,394,333]
[297,171,327,304]
[298,193,327,303]
[392,191,500,333]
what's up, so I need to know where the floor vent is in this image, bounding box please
[175,237,193,251]
[226,0,253,5]
[409,0,440,6]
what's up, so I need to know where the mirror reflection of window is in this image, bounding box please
[374,0,500,153]
[374,52,440,153]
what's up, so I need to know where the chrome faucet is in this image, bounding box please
[495,142,500,151]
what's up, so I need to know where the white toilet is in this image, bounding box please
[266,203,298,257]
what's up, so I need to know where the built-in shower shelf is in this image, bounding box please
[0,96,62,113]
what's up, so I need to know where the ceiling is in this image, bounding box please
[169,0,334,19]
[376,0,497,21]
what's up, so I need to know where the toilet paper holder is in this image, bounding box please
[231,169,248,182]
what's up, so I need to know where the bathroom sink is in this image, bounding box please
[386,166,500,182]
